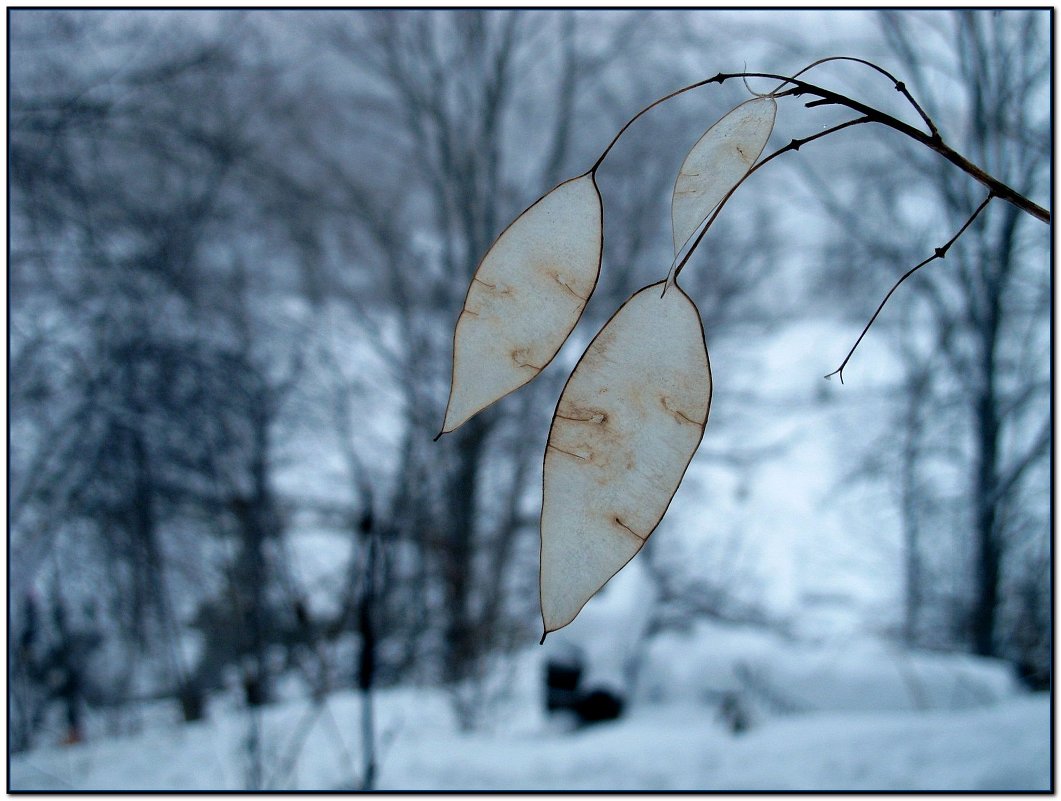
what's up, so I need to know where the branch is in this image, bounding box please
[588,75,718,174]
[824,192,994,383]
[588,61,1048,225]
[770,55,939,140]
[720,71,1049,224]
[988,416,1050,508]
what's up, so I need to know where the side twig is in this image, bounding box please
[824,192,994,383]
[771,55,940,140]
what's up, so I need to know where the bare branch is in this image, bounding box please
[988,417,1051,508]
[589,61,1049,224]
[825,192,993,383]
[720,70,1048,223]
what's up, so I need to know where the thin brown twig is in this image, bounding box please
[824,192,994,384]
[589,77,717,174]
[771,55,940,139]
[589,63,1047,225]
[713,71,1047,223]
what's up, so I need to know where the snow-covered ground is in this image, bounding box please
[10,628,1050,792]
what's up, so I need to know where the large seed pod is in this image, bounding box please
[540,280,712,637]
[671,96,776,255]
[439,174,603,437]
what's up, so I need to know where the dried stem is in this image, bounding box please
[824,192,995,384]
[772,55,939,139]
[716,71,1048,223]
[592,60,1045,380]
[589,77,717,174]
[590,62,1048,225]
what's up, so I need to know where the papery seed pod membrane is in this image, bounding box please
[672,96,776,255]
[540,280,712,636]
[439,174,603,437]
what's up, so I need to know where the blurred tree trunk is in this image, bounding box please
[316,11,578,716]
[9,10,313,717]
[805,10,1049,658]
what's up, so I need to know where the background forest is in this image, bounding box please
[8,8,1050,791]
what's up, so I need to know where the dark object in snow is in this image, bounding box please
[573,688,624,723]
[546,659,583,712]
[718,690,750,734]
[243,672,266,707]
[544,655,624,726]
[47,600,100,745]
[1016,659,1051,692]
[734,661,802,714]
[179,684,206,722]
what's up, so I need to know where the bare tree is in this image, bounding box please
[10,11,323,750]
[799,10,1049,665]
[292,10,790,726]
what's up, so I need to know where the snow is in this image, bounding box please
[11,688,1048,792]
[544,558,657,694]
[636,619,1020,714]
[11,632,1048,792]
